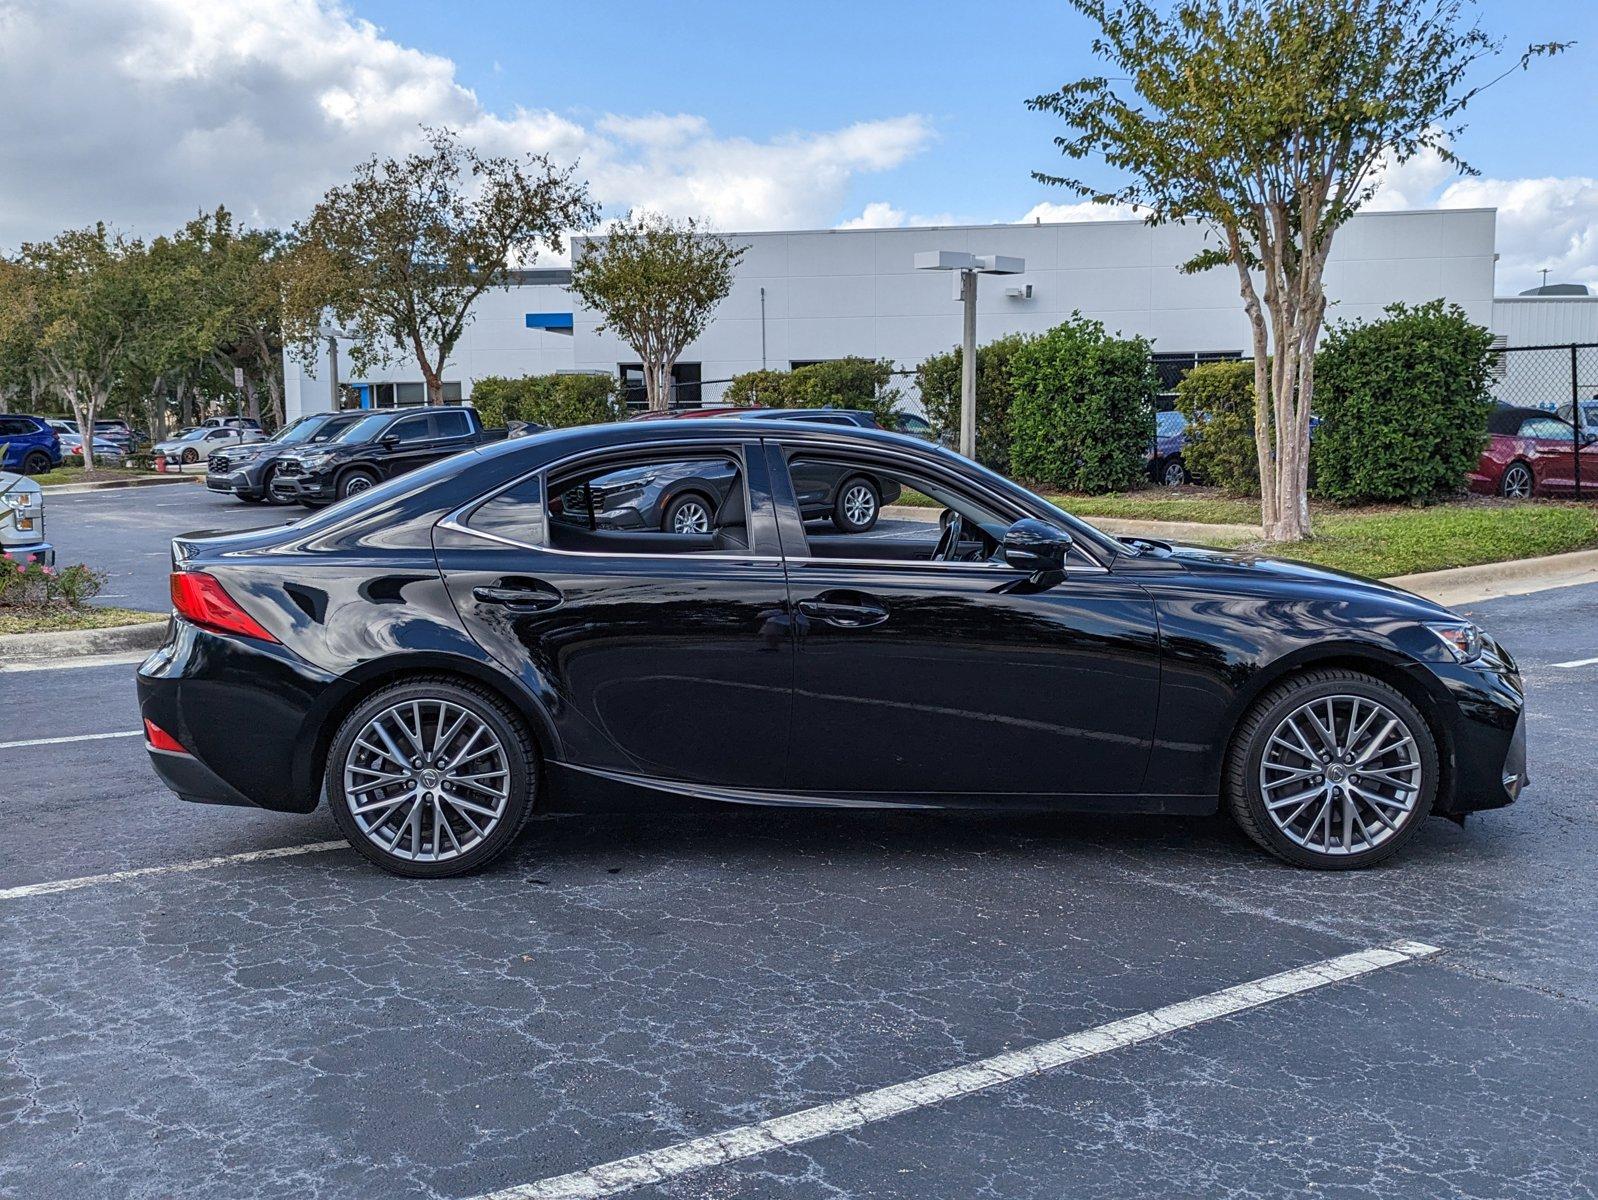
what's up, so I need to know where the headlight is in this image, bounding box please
[1425,622,1484,663]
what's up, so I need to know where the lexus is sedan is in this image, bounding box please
[137,420,1526,877]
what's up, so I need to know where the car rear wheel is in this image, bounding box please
[832,477,880,533]
[1500,461,1534,499]
[181,447,199,465]
[1225,669,1436,870]
[663,492,714,534]
[337,468,379,500]
[327,678,537,878]
[1160,456,1188,487]
[21,450,51,475]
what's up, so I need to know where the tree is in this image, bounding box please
[916,333,1031,474]
[288,128,596,405]
[0,227,145,470]
[1028,0,1564,540]
[569,211,745,411]
[1174,359,1260,493]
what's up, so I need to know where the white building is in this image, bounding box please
[286,208,1503,421]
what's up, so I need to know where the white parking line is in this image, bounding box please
[0,651,152,672]
[0,729,141,751]
[1552,655,1598,669]
[0,840,347,901]
[467,941,1443,1200]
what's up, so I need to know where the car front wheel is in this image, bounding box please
[1160,456,1188,487]
[662,492,714,534]
[832,477,880,533]
[327,678,537,877]
[1225,669,1437,870]
[181,447,199,465]
[337,469,379,500]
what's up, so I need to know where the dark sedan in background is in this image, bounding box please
[207,411,362,503]
[139,420,1524,879]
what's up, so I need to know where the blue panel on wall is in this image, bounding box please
[525,312,574,330]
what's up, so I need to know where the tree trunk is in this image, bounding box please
[424,371,444,405]
[243,376,260,424]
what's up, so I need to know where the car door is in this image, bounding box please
[768,440,1162,802]
[1520,416,1578,493]
[433,436,796,791]
[376,412,438,479]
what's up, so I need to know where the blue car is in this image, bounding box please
[1148,410,1190,486]
[0,414,62,475]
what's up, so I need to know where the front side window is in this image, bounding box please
[1522,417,1575,442]
[544,452,747,554]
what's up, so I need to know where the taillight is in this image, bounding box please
[170,571,278,642]
[143,718,189,754]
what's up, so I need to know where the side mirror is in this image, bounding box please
[1583,431,1598,447]
[1002,518,1073,578]
[380,433,399,448]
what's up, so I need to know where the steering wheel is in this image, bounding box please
[933,512,964,562]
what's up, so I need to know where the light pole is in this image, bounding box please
[317,325,355,411]
[914,251,1025,458]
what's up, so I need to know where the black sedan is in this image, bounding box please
[137,421,1526,877]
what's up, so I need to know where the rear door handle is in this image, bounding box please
[472,583,563,613]
[797,595,889,629]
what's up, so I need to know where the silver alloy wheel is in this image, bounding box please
[671,500,711,533]
[1162,459,1186,487]
[1259,694,1423,856]
[1502,464,1533,499]
[344,475,374,497]
[342,699,511,863]
[843,483,876,527]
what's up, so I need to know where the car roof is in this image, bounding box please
[1489,406,1566,434]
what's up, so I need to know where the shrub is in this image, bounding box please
[1312,300,1496,504]
[723,357,901,426]
[1175,359,1260,494]
[0,556,105,609]
[469,373,623,429]
[915,333,1029,474]
[1008,316,1158,493]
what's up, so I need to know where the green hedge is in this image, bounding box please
[1175,359,1260,494]
[915,332,1029,474]
[1009,316,1157,493]
[468,373,624,429]
[1312,300,1495,504]
[723,357,901,426]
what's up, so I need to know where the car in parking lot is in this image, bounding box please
[1468,405,1597,498]
[139,420,1526,879]
[60,431,126,465]
[0,470,53,564]
[0,414,63,475]
[1148,410,1189,486]
[207,411,362,504]
[154,424,264,465]
[269,405,509,506]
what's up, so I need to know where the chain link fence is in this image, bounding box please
[1490,342,1598,499]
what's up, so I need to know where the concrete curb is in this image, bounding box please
[43,475,202,495]
[0,618,167,665]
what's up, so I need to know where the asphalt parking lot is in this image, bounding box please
[3,484,1596,1199]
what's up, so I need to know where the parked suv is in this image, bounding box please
[200,416,264,432]
[0,415,62,475]
[207,411,363,504]
[270,406,507,506]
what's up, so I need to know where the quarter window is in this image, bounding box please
[435,411,472,438]
[466,477,544,544]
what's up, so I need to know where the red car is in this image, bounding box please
[626,406,753,421]
[1468,406,1596,498]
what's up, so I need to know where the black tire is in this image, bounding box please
[259,465,286,505]
[661,491,715,534]
[21,450,51,475]
[326,677,538,878]
[1224,668,1437,870]
[181,447,199,465]
[831,475,881,533]
[1160,456,1188,487]
[336,468,380,500]
[1499,461,1534,499]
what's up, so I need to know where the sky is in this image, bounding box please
[0,0,1593,293]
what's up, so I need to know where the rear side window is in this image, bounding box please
[435,411,472,438]
[466,477,544,544]
[0,417,38,436]
[544,452,747,555]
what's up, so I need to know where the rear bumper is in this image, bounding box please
[146,744,259,807]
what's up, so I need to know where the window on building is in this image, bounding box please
[1151,352,1244,407]
[619,363,703,411]
[338,381,462,410]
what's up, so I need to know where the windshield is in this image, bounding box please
[176,428,208,441]
[272,416,327,445]
[331,413,394,443]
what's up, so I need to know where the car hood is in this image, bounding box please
[1148,540,1459,619]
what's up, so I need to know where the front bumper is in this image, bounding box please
[0,539,54,566]
[268,471,336,504]
[1422,657,1527,815]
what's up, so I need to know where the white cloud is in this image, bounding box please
[1017,199,1142,224]
[837,202,909,229]
[0,0,933,247]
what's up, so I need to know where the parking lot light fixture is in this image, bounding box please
[914,251,1025,457]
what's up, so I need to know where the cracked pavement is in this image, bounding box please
[2,486,1595,1199]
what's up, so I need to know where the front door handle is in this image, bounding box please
[798,594,889,629]
[472,583,563,613]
